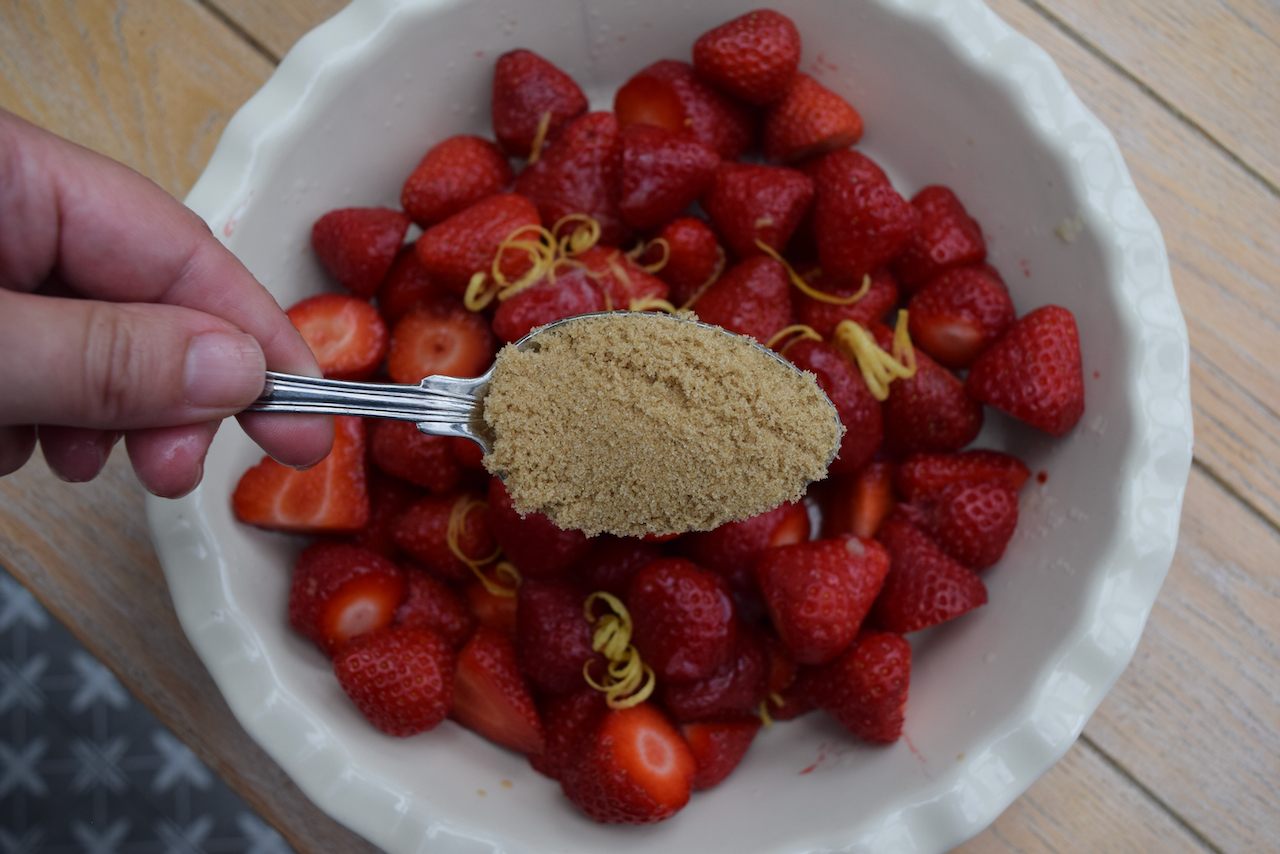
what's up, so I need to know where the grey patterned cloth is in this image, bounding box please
[0,565,294,854]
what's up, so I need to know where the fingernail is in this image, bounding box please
[185,332,265,409]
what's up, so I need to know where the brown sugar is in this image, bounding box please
[481,312,843,537]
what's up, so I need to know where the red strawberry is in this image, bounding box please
[820,459,896,539]
[576,536,663,600]
[690,255,794,344]
[760,632,814,721]
[491,49,589,158]
[643,216,723,307]
[784,339,883,475]
[700,161,815,259]
[529,688,609,781]
[568,246,670,311]
[890,185,987,290]
[801,630,910,743]
[873,324,984,458]
[514,111,629,247]
[681,714,762,790]
[870,517,987,633]
[385,297,496,383]
[762,73,863,163]
[692,9,800,105]
[489,266,609,343]
[375,246,448,326]
[400,135,514,227]
[232,415,369,534]
[627,558,737,683]
[907,263,1016,370]
[803,150,920,280]
[614,59,756,161]
[964,305,1085,437]
[560,702,696,824]
[415,193,540,294]
[618,123,720,230]
[793,266,899,338]
[333,625,455,737]
[463,577,518,640]
[487,477,591,579]
[348,469,424,559]
[681,501,809,610]
[392,491,495,584]
[286,293,389,381]
[662,627,768,722]
[516,579,606,695]
[451,626,545,754]
[755,536,890,665]
[909,479,1020,570]
[288,541,408,657]
[450,435,487,470]
[311,207,411,299]
[394,567,476,649]
[368,419,463,493]
[895,450,1031,501]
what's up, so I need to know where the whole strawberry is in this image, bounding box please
[877,337,985,458]
[909,479,1020,570]
[662,628,768,722]
[491,49,588,158]
[516,579,606,695]
[801,630,910,744]
[368,419,463,493]
[333,624,455,737]
[895,449,1032,501]
[700,161,815,259]
[681,714,763,790]
[627,558,737,683]
[311,207,411,299]
[762,72,864,163]
[394,568,476,649]
[691,255,794,344]
[692,9,801,105]
[794,267,899,339]
[785,339,883,475]
[400,135,513,227]
[618,123,720,231]
[415,193,540,294]
[614,59,756,161]
[486,477,591,579]
[870,517,987,633]
[890,185,987,290]
[643,215,723,307]
[392,491,495,584]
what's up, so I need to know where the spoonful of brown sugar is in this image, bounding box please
[246,311,843,537]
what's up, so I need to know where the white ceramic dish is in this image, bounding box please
[148,0,1194,852]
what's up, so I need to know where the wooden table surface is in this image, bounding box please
[1,1,1276,852]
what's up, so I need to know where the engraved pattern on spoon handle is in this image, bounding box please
[245,371,480,423]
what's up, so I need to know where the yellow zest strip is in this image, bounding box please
[464,271,499,312]
[492,223,557,298]
[752,239,870,306]
[552,214,601,257]
[765,324,823,355]
[757,691,788,728]
[463,214,607,313]
[582,592,656,709]
[527,110,553,165]
[446,496,519,597]
[832,310,918,402]
[627,237,670,275]
[629,295,678,313]
[680,245,727,310]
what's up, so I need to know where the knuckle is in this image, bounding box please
[81,305,146,423]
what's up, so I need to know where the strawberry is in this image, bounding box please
[617,123,720,230]
[489,266,609,343]
[348,469,424,559]
[964,305,1085,437]
[643,215,723,307]
[368,419,463,493]
[870,517,987,633]
[462,576,518,640]
[819,459,896,539]
[692,10,800,106]
[700,161,815,259]
[614,59,756,161]
[662,627,768,722]
[755,535,890,665]
[415,193,541,294]
[287,541,409,657]
[529,688,609,781]
[801,629,910,743]
[784,339,883,475]
[762,73,863,163]
[560,702,696,824]
[233,415,369,534]
[487,477,591,579]
[392,491,495,584]
[895,450,1031,501]
[310,207,411,299]
[516,579,606,695]
[873,324,984,458]
[491,49,589,158]
[681,714,762,790]
[375,246,447,326]
[286,293,389,381]
[690,255,794,344]
[450,435,487,470]
[333,625,455,737]
[907,263,1016,370]
[909,479,1020,570]
[793,266,899,339]
[567,245,670,311]
[394,567,476,649]
[576,536,663,600]
[890,185,987,290]
[681,501,809,612]
[803,150,920,280]
[451,626,545,754]
[385,296,497,383]
[514,111,630,247]
[400,135,513,227]
[627,558,737,683]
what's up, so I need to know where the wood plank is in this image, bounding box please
[207,0,351,62]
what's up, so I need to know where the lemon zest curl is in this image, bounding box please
[832,310,918,401]
[582,592,656,709]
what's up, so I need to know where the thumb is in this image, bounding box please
[0,290,266,430]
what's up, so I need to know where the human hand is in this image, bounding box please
[0,110,333,497]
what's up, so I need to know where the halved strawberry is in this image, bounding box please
[232,415,369,534]
[375,246,448,327]
[286,293,389,381]
[288,541,409,657]
[401,135,513,228]
[333,624,455,737]
[662,627,768,722]
[368,419,463,493]
[311,207,411,299]
[700,161,815,259]
[793,266,899,338]
[614,59,756,161]
[785,339,883,475]
[690,255,794,344]
[907,263,1016,370]
[762,73,863,163]
[415,193,541,294]
[872,324,984,458]
[964,305,1085,437]
[486,477,591,579]
[392,490,495,584]
[908,479,1020,570]
[627,558,737,683]
[489,265,609,344]
[820,459,897,539]
[491,49,589,158]
[516,578,606,695]
[801,629,910,744]
[870,517,987,633]
[560,702,696,824]
[385,296,496,383]
[681,714,762,790]
[394,567,476,649]
[890,185,987,290]
[895,449,1031,501]
[617,123,720,231]
[692,9,801,105]
[643,215,723,307]
[451,626,545,754]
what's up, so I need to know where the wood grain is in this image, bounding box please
[210,0,351,62]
